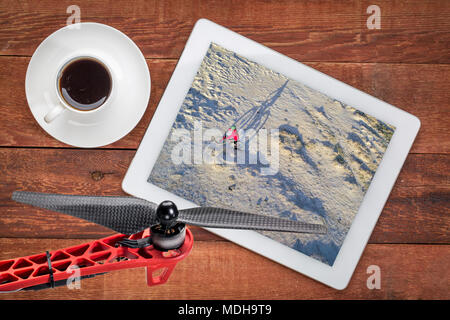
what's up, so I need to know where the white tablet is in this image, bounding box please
[122,19,420,290]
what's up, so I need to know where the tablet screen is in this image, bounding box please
[148,43,395,266]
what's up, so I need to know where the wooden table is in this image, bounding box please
[0,0,448,300]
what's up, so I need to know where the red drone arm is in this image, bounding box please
[0,228,193,292]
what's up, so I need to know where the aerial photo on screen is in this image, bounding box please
[149,43,395,266]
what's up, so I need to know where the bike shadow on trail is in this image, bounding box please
[220,79,289,163]
[233,79,289,135]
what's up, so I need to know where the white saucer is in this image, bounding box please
[25,22,150,148]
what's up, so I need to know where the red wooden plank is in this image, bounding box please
[0,149,448,243]
[0,0,448,63]
[0,238,448,299]
[0,57,448,153]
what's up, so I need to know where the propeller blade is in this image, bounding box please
[12,191,159,235]
[178,207,327,234]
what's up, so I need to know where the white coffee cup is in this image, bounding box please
[44,55,115,123]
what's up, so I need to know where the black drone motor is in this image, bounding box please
[150,201,186,251]
[117,200,186,251]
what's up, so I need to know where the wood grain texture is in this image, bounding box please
[0,0,448,300]
[0,238,448,300]
[0,57,449,152]
[0,149,448,243]
[0,0,449,63]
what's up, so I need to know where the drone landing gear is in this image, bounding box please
[0,228,193,292]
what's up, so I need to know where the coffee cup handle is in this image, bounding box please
[44,103,65,123]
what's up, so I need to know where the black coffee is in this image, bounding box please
[58,58,112,111]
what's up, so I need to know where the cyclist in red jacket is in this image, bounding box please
[221,125,239,150]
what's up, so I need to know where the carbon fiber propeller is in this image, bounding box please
[12,191,159,235]
[12,191,327,235]
[177,207,327,234]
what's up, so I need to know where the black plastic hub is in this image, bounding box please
[156,200,179,227]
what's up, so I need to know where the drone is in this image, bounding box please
[0,191,327,292]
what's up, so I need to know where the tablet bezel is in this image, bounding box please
[122,18,420,290]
